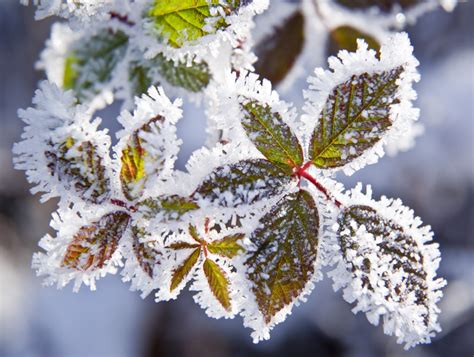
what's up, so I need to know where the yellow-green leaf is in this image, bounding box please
[62,211,130,271]
[120,116,164,201]
[241,101,304,171]
[170,247,201,291]
[203,258,232,311]
[245,190,319,323]
[309,67,403,169]
[167,241,201,250]
[327,25,380,58]
[147,0,240,48]
[138,195,200,220]
[208,234,245,258]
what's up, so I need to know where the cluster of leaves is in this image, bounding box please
[16,0,451,350]
[253,0,454,87]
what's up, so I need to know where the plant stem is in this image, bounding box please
[294,163,343,208]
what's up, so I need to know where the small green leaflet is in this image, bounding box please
[147,0,240,48]
[120,115,165,201]
[338,205,432,324]
[168,225,240,310]
[129,62,154,97]
[170,245,201,291]
[194,159,293,207]
[45,137,110,204]
[63,30,128,100]
[327,25,380,58]
[254,11,305,85]
[207,234,244,258]
[62,211,130,271]
[241,101,304,171]
[138,195,200,220]
[129,56,210,96]
[203,258,232,311]
[335,0,419,12]
[245,190,319,323]
[131,226,161,278]
[153,54,210,92]
[309,67,403,169]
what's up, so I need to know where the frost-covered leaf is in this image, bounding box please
[327,26,380,58]
[138,195,200,220]
[129,55,210,96]
[117,86,182,200]
[330,187,446,348]
[63,30,128,100]
[119,115,165,201]
[62,211,130,271]
[241,101,304,171]
[46,137,110,204]
[254,11,304,85]
[203,258,232,311]
[170,247,201,292]
[13,81,112,203]
[147,0,240,48]
[153,54,211,92]
[131,226,161,278]
[194,159,293,207]
[245,190,319,325]
[335,0,419,12]
[129,62,155,97]
[339,205,429,299]
[207,234,244,258]
[309,67,403,169]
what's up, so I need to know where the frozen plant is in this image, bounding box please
[14,0,454,350]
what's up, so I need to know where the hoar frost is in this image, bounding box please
[14,0,451,350]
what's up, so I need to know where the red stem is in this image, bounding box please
[111,199,137,212]
[294,164,343,208]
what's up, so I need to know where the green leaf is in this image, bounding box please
[327,25,380,58]
[208,234,245,258]
[63,30,128,100]
[245,190,319,323]
[119,116,165,201]
[254,11,305,85]
[241,100,304,171]
[193,159,293,207]
[45,137,110,203]
[338,205,431,318]
[203,258,232,311]
[129,55,210,96]
[147,0,240,48]
[132,226,161,278]
[138,195,200,220]
[167,241,201,250]
[309,67,403,169]
[335,0,419,12]
[129,62,155,97]
[62,211,130,271]
[170,247,201,291]
[153,54,211,92]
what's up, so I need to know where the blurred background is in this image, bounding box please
[0,1,472,356]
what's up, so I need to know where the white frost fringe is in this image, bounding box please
[328,183,446,349]
[302,32,421,176]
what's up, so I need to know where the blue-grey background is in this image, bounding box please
[0,1,473,356]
